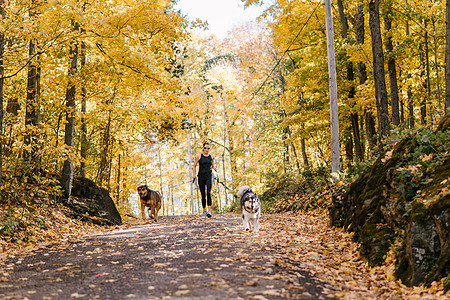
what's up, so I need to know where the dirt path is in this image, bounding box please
[0,212,446,299]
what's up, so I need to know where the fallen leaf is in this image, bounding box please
[173,290,190,296]
[70,293,86,298]
[244,279,258,286]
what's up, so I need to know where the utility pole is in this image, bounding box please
[193,123,199,213]
[325,0,340,180]
[186,119,195,214]
[222,94,228,206]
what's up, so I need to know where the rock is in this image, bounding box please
[68,177,122,225]
[329,115,450,286]
[395,197,450,286]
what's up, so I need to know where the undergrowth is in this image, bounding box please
[0,169,103,253]
[260,117,449,215]
[260,167,339,213]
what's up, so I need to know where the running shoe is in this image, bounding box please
[206,210,212,218]
[202,211,207,219]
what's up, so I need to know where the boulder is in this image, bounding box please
[68,177,122,225]
[329,115,450,286]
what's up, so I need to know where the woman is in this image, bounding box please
[192,141,217,218]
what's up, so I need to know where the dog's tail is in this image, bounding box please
[237,185,252,198]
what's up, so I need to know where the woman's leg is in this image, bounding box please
[206,176,212,208]
[198,176,207,209]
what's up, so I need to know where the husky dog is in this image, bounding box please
[237,185,261,232]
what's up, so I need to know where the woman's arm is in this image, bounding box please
[192,154,200,175]
[211,155,217,172]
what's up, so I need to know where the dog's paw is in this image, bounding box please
[245,227,250,231]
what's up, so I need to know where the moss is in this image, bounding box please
[410,201,429,223]
[444,274,450,293]
[422,157,450,204]
[435,115,450,133]
[394,245,411,283]
[360,159,387,200]
[359,221,395,266]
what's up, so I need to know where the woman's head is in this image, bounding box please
[203,141,211,152]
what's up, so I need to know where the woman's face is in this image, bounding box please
[203,144,210,154]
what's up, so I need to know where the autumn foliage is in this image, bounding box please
[0,0,449,296]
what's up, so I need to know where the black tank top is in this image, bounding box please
[198,154,212,178]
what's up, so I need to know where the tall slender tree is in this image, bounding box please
[96,88,115,186]
[336,0,364,161]
[61,20,80,201]
[369,0,390,140]
[355,4,376,151]
[405,2,415,127]
[384,1,400,126]
[0,0,4,192]
[424,20,432,122]
[419,41,427,124]
[432,19,442,115]
[446,0,450,114]
[24,1,41,174]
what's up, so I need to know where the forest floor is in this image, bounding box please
[0,211,447,299]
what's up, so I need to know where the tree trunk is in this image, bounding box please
[356,5,367,85]
[432,19,442,115]
[96,104,112,186]
[0,0,4,193]
[171,182,174,215]
[336,0,363,162]
[61,21,79,201]
[409,97,415,128]
[80,40,87,178]
[301,138,309,168]
[158,145,164,215]
[419,43,427,125]
[186,119,195,214]
[399,69,404,123]
[279,70,290,173]
[359,114,366,152]
[356,4,377,151]
[446,0,450,115]
[289,60,309,171]
[106,139,113,190]
[221,95,228,205]
[425,20,432,122]
[24,39,41,172]
[365,109,377,150]
[290,137,301,172]
[345,134,353,168]
[80,3,88,178]
[116,153,121,204]
[384,4,400,126]
[405,5,415,127]
[369,0,390,140]
[228,134,237,191]
[351,113,364,160]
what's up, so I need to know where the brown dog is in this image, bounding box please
[137,185,162,222]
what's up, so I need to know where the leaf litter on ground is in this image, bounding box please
[246,210,447,299]
[0,209,447,299]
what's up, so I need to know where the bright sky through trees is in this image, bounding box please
[174,0,265,39]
